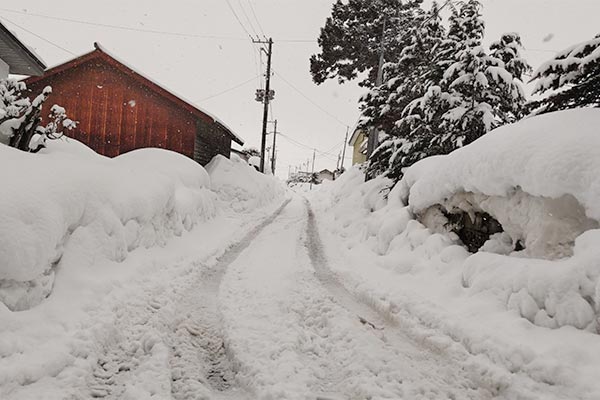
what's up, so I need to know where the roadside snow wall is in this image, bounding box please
[401,109,600,258]
[205,154,284,212]
[313,109,600,331]
[0,140,217,311]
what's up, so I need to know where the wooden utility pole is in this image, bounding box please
[270,119,278,175]
[340,126,349,172]
[254,38,274,173]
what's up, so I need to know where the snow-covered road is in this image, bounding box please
[88,194,582,400]
[220,195,502,399]
[4,192,583,399]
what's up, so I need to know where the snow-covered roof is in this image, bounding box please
[0,20,46,76]
[348,127,365,146]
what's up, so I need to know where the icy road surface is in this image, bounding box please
[5,195,580,399]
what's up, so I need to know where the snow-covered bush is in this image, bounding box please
[0,79,75,152]
[287,171,319,186]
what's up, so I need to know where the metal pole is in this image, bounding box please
[259,38,273,173]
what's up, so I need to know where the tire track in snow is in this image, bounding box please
[88,198,291,399]
[220,196,495,399]
[297,201,498,399]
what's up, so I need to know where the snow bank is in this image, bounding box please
[309,110,600,394]
[205,153,284,212]
[312,110,600,333]
[401,109,600,257]
[0,139,216,311]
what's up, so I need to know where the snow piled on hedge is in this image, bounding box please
[309,109,600,397]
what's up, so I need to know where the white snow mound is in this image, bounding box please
[403,108,600,220]
[0,140,216,311]
[206,154,284,212]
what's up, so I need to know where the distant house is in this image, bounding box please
[24,43,243,164]
[318,169,334,182]
[0,21,46,78]
[348,128,367,165]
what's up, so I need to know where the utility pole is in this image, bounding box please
[254,38,274,173]
[270,119,278,175]
[341,126,349,172]
[309,149,316,190]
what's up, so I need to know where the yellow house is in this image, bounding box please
[348,128,367,165]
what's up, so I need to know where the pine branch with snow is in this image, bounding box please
[529,33,600,114]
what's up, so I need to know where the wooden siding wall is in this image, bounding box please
[26,59,201,160]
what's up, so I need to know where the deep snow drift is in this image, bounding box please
[401,108,600,259]
[0,138,285,398]
[309,109,600,398]
[206,153,284,212]
[0,140,217,311]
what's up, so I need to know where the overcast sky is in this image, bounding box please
[1,0,599,177]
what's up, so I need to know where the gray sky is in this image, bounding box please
[1,0,598,177]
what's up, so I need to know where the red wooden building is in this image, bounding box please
[24,43,243,164]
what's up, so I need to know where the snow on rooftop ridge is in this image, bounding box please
[92,43,244,145]
[5,27,46,67]
[0,21,46,72]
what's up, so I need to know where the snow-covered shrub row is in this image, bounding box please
[0,139,217,311]
[205,154,284,213]
[312,109,600,331]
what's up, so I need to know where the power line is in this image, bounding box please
[245,0,266,39]
[0,7,319,44]
[273,70,350,128]
[0,16,76,55]
[278,133,350,161]
[0,7,248,41]
[236,0,260,39]
[197,75,259,102]
[224,0,254,40]
[322,140,345,155]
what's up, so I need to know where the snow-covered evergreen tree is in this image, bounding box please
[0,79,75,152]
[310,0,423,88]
[490,32,531,80]
[372,0,529,180]
[529,33,600,114]
[365,2,447,178]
